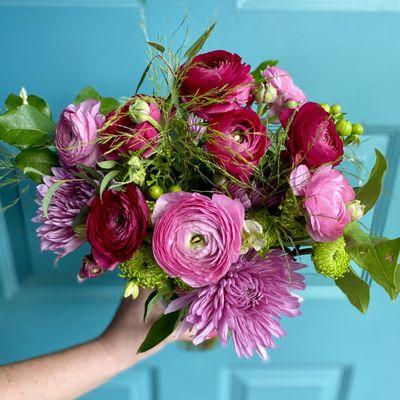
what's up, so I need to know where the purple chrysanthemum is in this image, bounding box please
[32,167,94,262]
[166,249,305,358]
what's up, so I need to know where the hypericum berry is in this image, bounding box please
[320,103,331,113]
[336,119,352,136]
[148,185,164,200]
[330,103,341,115]
[351,123,364,135]
[168,185,182,193]
[312,237,351,279]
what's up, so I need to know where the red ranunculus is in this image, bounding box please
[180,50,254,119]
[86,184,149,269]
[281,102,343,168]
[206,108,269,182]
[101,97,161,159]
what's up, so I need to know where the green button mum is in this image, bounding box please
[312,237,351,279]
[120,246,168,289]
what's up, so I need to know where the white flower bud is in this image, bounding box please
[129,98,151,124]
[254,83,277,105]
[241,219,267,254]
[347,200,365,221]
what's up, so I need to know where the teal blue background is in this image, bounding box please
[1,1,400,399]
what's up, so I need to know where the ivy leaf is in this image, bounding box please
[335,268,370,313]
[344,222,400,300]
[185,22,216,60]
[354,149,387,214]
[251,60,279,82]
[0,105,56,149]
[100,97,119,115]
[15,147,59,183]
[5,93,23,111]
[73,86,101,104]
[138,310,183,353]
[99,169,120,198]
[147,41,165,53]
[143,291,161,322]
[73,87,118,116]
[27,95,51,117]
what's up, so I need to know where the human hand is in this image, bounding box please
[98,289,190,372]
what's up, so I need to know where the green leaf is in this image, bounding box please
[0,105,56,149]
[354,149,387,214]
[184,22,216,60]
[147,41,165,53]
[344,222,400,299]
[97,160,118,169]
[335,268,370,313]
[5,93,23,111]
[73,86,101,104]
[27,95,51,117]
[15,147,59,183]
[72,204,89,231]
[77,163,103,181]
[100,97,119,115]
[251,60,279,82]
[143,291,161,322]
[99,169,120,198]
[138,310,182,353]
[42,180,65,218]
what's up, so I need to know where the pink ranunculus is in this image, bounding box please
[151,192,244,287]
[281,102,344,168]
[100,97,161,160]
[180,50,254,119]
[292,164,355,242]
[206,108,269,182]
[86,184,149,269]
[289,164,311,196]
[55,100,105,168]
[261,66,306,116]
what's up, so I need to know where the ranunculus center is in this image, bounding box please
[233,132,247,144]
[189,233,206,249]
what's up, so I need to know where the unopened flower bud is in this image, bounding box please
[124,280,140,299]
[284,99,299,109]
[347,200,365,221]
[254,83,277,105]
[129,98,151,124]
[78,255,106,281]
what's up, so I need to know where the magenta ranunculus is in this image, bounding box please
[180,50,254,119]
[151,192,244,287]
[261,66,306,116]
[290,164,355,242]
[281,102,344,168]
[33,167,95,262]
[101,97,161,160]
[85,184,149,269]
[206,108,269,182]
[55,99,105,168]
[166,250,305,358]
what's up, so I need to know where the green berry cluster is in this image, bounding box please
[320,102,364,145]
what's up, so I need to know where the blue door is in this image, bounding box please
[1,1,400,399]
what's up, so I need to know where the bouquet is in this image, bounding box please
[1,24,399,359]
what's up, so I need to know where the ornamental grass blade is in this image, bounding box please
[184,22,216,60]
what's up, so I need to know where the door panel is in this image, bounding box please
[1,1,400,399]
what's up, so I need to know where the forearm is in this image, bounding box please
[0,338,129,400]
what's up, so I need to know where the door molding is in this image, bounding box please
[237,0,400,12]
